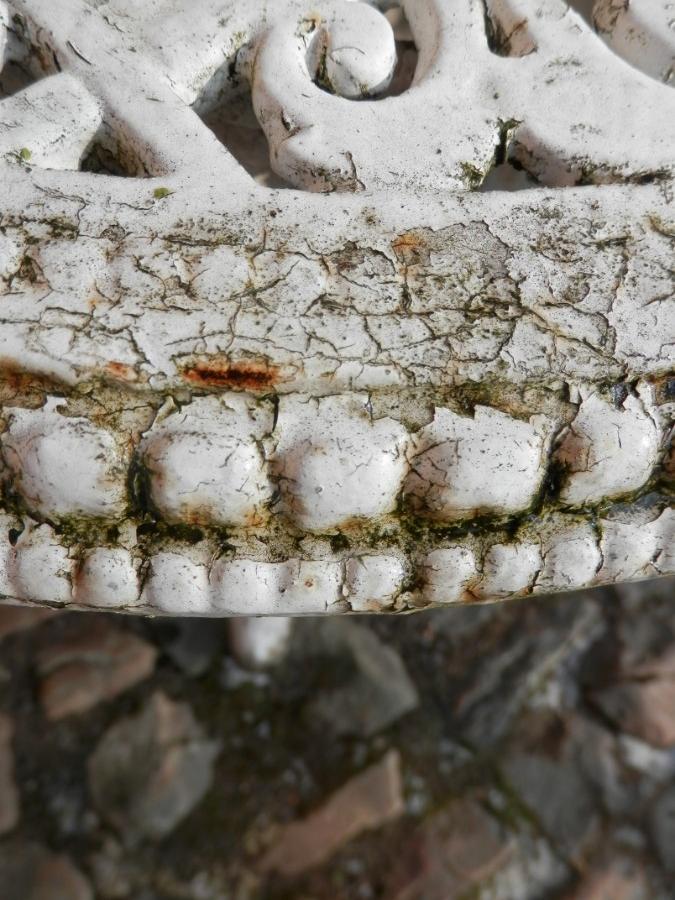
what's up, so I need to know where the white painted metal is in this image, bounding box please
[0,0,672,616]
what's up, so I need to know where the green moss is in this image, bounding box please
[313,46,335,95]
[649,215,675,239]
[459,162,485,190]
[18,147,32,162]
[330,533,351,552]
[51,516,123,548]
[152,186,173,200]
[45,217,79,239]
[136,519,206,546]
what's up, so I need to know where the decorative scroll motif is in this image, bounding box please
[0,0,673,614]
[0,0,673,189]
[252,0,675,191]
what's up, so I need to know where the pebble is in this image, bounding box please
[566,861,649,900]
[502,713,599,863]
[2,582,675,894]
[89,838,136,899]
[37,620,157,720]
[650,783,675,872]
[591,646,675,749]
[164,617,223,677]
[0,605,58,641]
[0,841,93,900]
[88,691,220,843]
[303,620,419,737]
[228,616,293,670]
[386,795,515,899]
[259,749,404,876]
[0,712,19,834]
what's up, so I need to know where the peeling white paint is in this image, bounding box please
[9,522,73,606]
[477,542,542,600]
[0,73,102,168]
[421,546,478,605]
[251,0,675,191]
[406,407,551,520]
[599,506,675,583]
[0,0,672,615]
[306,1,396,99]
[344,554,406,612]
[3,399,128,520]
[536,521,602,592]
[0,513,16,599]
[74,548,140,609]
[555,390,661,506]
[211,558,344,615]
[272,394,409,531]
[594,0,675,85]
[140,395,274,527]
[142,553,212,615]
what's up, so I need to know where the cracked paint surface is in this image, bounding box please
[0,0,672,614]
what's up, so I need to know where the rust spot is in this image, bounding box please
[105,361,139,383]
[0,359,60,404]
[181,508,267,528]
[650,373,675,406]
[182,359,282,391]
[391,230,429,265]
[0,361,39,393]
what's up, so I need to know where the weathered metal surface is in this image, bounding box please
[0,0,673,615]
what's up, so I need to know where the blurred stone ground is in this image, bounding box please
[1,580,675,899]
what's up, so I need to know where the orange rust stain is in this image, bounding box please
[182,508,267,528]
[0,360,52,394]
[105,361,139,383]
[182,360,282,391]
[184,510,204,526]
[391,231,427,257]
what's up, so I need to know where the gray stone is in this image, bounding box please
[89,838,137,899]
[387,790,569,900]
[566,858,650,900]
[259,750,404,877]
[572,717,640,818]
[614,578,675,613]
[37,620,157,720]
[0,606,58,641]
[0,842,93,900]
[650,784,675,871]
[503,713,599,859]
[88,691,219,843]
[165,618,222,677]
[503,750,598,861]
[0,712,19,834]
[304,620,419,737]
[457,597,604,746]
[385,796,515,900]
[591,646,675,749]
